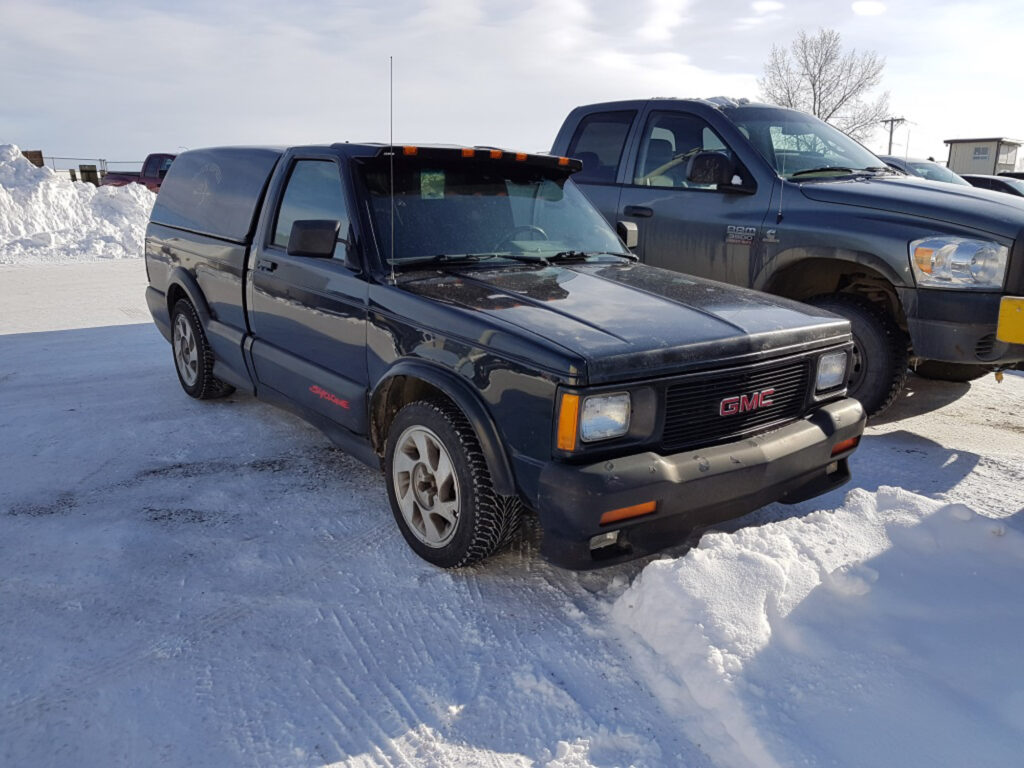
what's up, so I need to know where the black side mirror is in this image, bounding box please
[685,152,755,194]
[287,220,341,258]
[686,152,734,186]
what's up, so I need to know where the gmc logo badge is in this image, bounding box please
[720,388,775,416]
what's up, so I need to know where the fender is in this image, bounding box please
[371,360,517,497]
[167,266,214,327]
[756,245,909,297]
[166,266,255,393]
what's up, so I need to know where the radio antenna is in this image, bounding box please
[389,55,396,284]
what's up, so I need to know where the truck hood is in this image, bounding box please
[798,176,1024,240]
[400,262,849,384]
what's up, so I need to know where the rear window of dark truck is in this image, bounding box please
[150,147,283,243]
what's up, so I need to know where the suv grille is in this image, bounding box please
[662,359,811,452]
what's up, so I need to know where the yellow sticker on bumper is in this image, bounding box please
[996,296,1024,344]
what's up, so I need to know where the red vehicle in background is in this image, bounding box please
[100,153,176,192]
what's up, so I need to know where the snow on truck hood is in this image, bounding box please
[400,261,850,383]
[798,175,1024,240]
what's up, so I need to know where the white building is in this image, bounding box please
[944,137,1024,175]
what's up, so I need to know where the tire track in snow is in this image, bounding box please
[0,515,395,733]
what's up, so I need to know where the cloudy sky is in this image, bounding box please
[0,0,1020,166]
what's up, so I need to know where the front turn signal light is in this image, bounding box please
[600,501,657,526]
[831,436,860,456]
[557,393,580,451]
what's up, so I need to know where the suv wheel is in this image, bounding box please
[808,294,908,417]
[170,299,235,399]
[913,360,989,382]
[384,400,521,568]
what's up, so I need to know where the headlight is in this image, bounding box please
[910,236,1008,289]
[580,392,631,442]
[816,351,848,391]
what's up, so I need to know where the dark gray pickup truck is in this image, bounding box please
[145,142,865,569]
[553,98,1024,415]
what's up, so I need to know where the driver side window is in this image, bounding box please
[272,159,354,261]
[632,112,734,189]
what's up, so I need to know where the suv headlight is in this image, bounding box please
[580,392,631,442]
[910,236,1008,289]
[816,351,848,391]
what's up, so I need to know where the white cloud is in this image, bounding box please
[637,0,691,42]
[752,1,784,13]
[851,1,887,15]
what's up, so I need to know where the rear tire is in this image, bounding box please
[808,294,908,417]
[384,400,521,568]
[170,299,235,400]
[913,360,989,382]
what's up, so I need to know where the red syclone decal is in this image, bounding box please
[310,385,350,410]
[720,388,775,416]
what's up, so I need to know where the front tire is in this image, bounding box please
[808,294,908,417]
[384,400,521,568]
[170,299,235,400]
[913,360,989,382]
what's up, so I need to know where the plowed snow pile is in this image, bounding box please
[0,143,155,264]
[611,486,1024,768]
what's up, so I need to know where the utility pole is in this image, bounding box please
[880,117,907,154]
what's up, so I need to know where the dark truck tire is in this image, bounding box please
[170,299,235,400]
[385,400,521,568]
[913,361,989,382]
[809,294,908,417]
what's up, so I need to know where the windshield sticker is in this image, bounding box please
[421,170,445,199]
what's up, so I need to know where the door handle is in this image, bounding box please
[256,258,278,273]
[624,205,653,218]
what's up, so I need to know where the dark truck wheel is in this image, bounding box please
[913,361,989,382]
[170,299,235,400]
[384,400,521,568]
[809,294,908,417]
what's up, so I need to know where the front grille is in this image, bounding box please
[661,358,811,452]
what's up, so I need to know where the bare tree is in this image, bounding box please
[759,28,889,142]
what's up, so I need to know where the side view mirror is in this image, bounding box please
[287,219,341,258]
[616,220,639,250]
[686,151,734,186]
[685,152,755,194]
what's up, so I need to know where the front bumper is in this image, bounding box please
[904,289,1024,364]
[535,398,865,569]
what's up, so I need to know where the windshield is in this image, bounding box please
[909,160,970,186]
[998,176,1024,195]
[724,106,884,179]
[359,157,625,265]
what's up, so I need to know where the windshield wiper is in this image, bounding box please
[791,166,893,179]
[790,166,854,177]
[393,252,544,268]
[549,250,639,263]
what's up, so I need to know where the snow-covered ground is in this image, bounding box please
[1,150,1023,767]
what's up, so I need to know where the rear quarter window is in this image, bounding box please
[567,111,636,184]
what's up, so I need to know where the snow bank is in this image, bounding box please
[611,487,1024,768]
[0,144,155,264]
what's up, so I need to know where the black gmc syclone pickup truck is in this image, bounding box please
[145,143,865,569]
